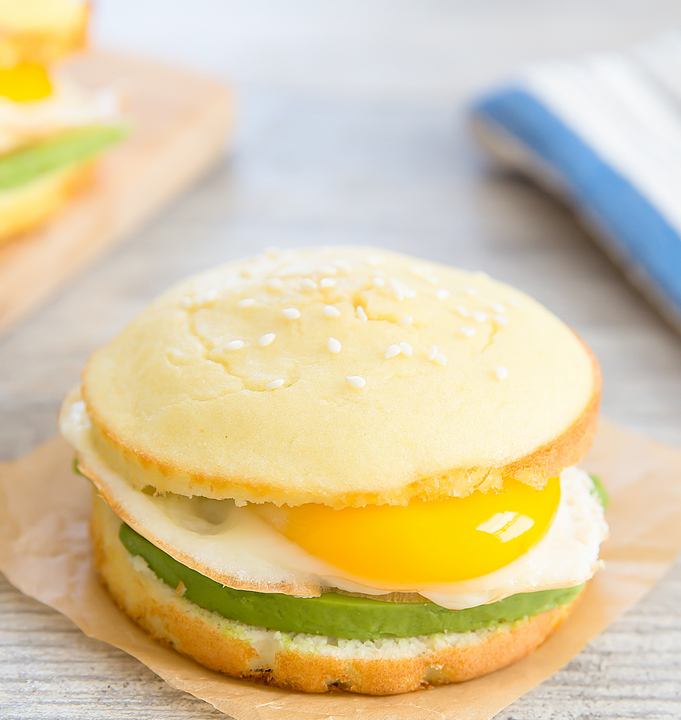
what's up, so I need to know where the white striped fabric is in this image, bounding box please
[471,34,681,330]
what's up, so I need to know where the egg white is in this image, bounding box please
[0,74,120,154]
[60,393,608,611]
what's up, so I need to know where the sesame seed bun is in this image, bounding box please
[80,247,600,508]
[91,493,582,695]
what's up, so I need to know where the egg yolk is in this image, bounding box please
[257,477,561,584]
[0,63,52,102]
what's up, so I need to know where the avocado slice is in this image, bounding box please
[589,473,610,510]
[119,522,584,639]
[0,123,127,191]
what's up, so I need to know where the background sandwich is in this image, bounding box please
[0,0,125,244]
[59,247,608,695]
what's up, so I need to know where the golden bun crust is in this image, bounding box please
[92,493,581,695]
[81,247,600,507]
[501,349,600,492]
[0,160,93,246]
[0,0,88,67]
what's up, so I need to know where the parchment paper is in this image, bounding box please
[1,419,681,720]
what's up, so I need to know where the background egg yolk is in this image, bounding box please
[260,477,560,584]
[0,63,52,101]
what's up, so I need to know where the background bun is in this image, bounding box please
[0,0,88,67]
[0,161,93,244]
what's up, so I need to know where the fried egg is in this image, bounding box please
[60,391,608,611]
[0,69,120,154]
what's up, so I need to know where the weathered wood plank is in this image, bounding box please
[3,0,681,716]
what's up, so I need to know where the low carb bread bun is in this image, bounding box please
[92,494,581,695]
[80,246,601,509]
[60,247,606,696]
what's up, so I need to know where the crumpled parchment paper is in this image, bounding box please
[1,419,681,720]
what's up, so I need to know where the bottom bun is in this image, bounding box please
[91,493,581,695]
[0,161,95,246]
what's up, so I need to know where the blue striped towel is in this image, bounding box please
[471,34,681,329]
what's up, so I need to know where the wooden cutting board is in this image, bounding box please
[0,49,232,335]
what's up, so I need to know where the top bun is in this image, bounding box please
[0,0,87,68]
[81,247,600,508]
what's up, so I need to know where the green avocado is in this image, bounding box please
[0,124,127,191]
[119,523,583,640]
[589,473,610,510]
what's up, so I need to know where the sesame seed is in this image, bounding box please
[390,278,408,301]
[319,277,336,289]
[346,375,367,388]
[460,327,477,337]
[282,307,301,320]
[333,259,353,274]
[323,305,341,318]
[168,348,186,363]
[428,345,438,361]
[266,278,283,291]
[327,337,342,354]
[456,305,470,317]
[356,306,368,321]
[492,302,506,314]
[237,298,256,309]
[266,379,285,390]
[319,264,338,276]
[493,314,509,326]
[190,290,216,307]
[435,352,447,367]
[398,316,413,325]
[399,341,413,357]
[495,365,509,381]
[472,310,488,323]
[299,278,317,291]
[259,333,276,347]
[464,286,477,296]
[436,288,451,300]
[180,296,193,309]
[410,264,427,276]
[366,254,384,266]
[225,340,244,351]
[507,297,524,309]
[385,344,401,359]
[425,274,440,285]
[373,276,385,288]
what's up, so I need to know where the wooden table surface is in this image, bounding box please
[3,1,681,717]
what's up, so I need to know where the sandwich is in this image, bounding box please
[58,247,608,695]
[0,0,124,244]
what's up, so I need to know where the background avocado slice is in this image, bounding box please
[0,124,127,191]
